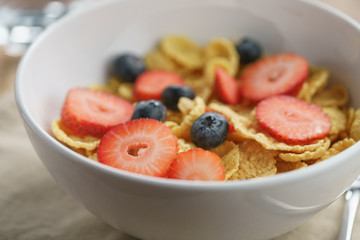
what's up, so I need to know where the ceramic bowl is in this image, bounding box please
[15,0,360,239]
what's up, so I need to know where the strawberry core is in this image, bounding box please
[268,68,285,82]
[127,143,148,157]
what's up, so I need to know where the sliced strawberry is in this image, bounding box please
[61,88,134,138]
[241,53,309,102]
[256,95,331,144]
[214,67,241,105]
[97,119,178,177]
[167,148,225,181]
[134,70,185,101]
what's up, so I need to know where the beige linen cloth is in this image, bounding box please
[1,1,360,239]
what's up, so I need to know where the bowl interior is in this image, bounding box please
[16,0,360,178]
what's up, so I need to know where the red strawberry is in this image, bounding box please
[97,119,178,177]
[256,95,331,144]
[214,67,241,105]
[61,88,134,138]
[167,148,225,181]
[241,53,309,102]
[134,70,185,101]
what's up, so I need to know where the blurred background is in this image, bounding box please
[0,0,94,93]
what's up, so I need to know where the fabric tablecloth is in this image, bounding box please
[1,1,360,239]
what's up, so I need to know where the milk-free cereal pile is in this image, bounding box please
[52,35,360,181]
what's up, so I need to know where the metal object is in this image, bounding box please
[338,176,360,240]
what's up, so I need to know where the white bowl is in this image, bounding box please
[15,0,360,239]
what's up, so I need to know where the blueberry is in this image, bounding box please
[162,85,195,111]
[235,38,262,64]
[190,112,229,149]
[131,100,167,122]
[113,54,146,83]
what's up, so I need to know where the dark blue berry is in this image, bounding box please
[235,38,262,64]
[131,100,167,122]
[161,85,195,111]
[113,54,146,83]
[190,112,229,149]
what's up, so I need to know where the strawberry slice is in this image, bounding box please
[61,88,134,138]
[97,119,178,177]
[134,70,185,101]
[214,67,241,105]
[167,148,225,181]
[256,95,331,144]
[241,53,309,102]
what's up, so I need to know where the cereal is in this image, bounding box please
[346,108,356,132]
[322,107,347,142]
[210,140,237,157]
[319,138,356,161]
[349,109,360,141]
[117,82,135,102]
[160,35,204,70]
[169,97,206,140]
[51,120,100,151]
[177,138,196,152]
[52,34,360,181]
[297,67,329,102]
[219,145,240,180]
[185,76,213,102]
[312,85,348,108]
[204,38,239,76]
[204,57,233,85]
[177,97,196,113]
[228,140,277,180]
[276,160,307,174]
[278,138,330,162]
[144,49,179,72]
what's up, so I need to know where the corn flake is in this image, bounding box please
[185,76,213,102]
[349,109,360,141]
[177,138,196,152]
[319,138,356,161]
[204,57,233,85]
[322,107,347,142]
[346,108,356,132]
[170,97,206,140]
[276,159,307,174]
[297,67,329,102]
[278,138,330,162]
[51,120,100,151]
[204,38,239,76]
[220,144,240,180]
[117,82,135,102]
[229,140,277,180]
[210,140,237,158]
[160,35,204,70]
[312,85,349,108]
[145,49,179,72]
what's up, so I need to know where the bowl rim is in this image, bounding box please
[15,0,360,190]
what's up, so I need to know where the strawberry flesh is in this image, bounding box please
[97,119,178,177]
[167,148,225,181]
[61,88,134,138]
[134,70,185,101]
[256,95,331,144]
[241,53,309,102]
[214,67,241,105]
